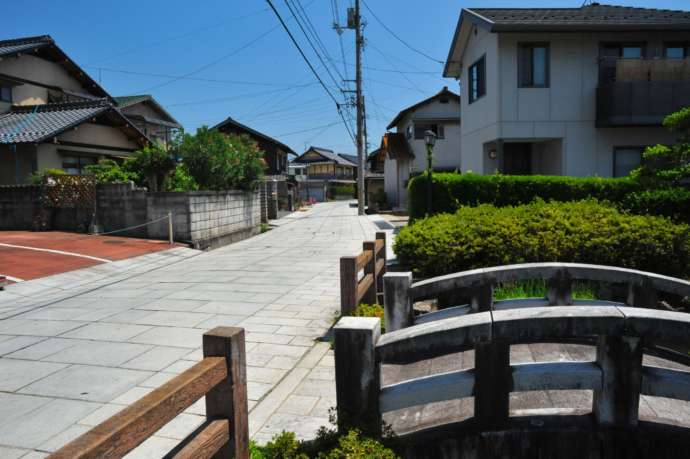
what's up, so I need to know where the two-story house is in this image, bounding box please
[293,146,357,201]
[443,3,690,177]
[114,95,181,148]
[0,35,150,184]
[381,87,461,208]
[213,116,295,176]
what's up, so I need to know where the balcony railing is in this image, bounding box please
[307,173,355,180]
[597,58,690,127]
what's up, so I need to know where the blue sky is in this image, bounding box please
[2,0,688,155]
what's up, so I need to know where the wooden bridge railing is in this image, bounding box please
[49,327,249,459]
[334,305,690,437]
[382,262,690,332]
[340,232,386,314]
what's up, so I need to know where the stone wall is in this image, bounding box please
[0,182,261,249]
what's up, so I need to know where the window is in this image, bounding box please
[62,154,97,175]
[0,85,11,103]
[665,42,687,59]
[518,43,550,87]
[414,123,445,140]
[613,147,644,177]
[405,125,413,140]
[468,55,486,103]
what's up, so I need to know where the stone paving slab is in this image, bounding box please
[0,201,386,457]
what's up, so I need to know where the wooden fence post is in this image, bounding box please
[626,278,658,309]
[375,232,387,284]
[547,270,573,305]
[469,283,493,312]
[203,327,249,459]
[362,241,377,305]
[474,339,511,430]
[340,256,358,315]
[334,317,381,436]
[593,334,643,427]
[383,272,413,332]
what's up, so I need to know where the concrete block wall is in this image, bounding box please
[96,183,148,238]
[0,181,260,249]
[187,191,261,245]
[0,185,38,229]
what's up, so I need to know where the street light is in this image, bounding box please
[424,130,437,217]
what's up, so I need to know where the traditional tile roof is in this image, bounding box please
[113,95,152,108]
[466,4,690,31]
[114,94,181,128]
[297,146,358,167]
[0,99,147,145]
[386,87,460,130]
[0,35,52,57]
[213,116,295,154]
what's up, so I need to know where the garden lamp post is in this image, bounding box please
[424,130,437,216]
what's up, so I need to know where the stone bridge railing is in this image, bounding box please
[334,263,690,457]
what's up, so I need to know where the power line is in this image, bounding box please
[331,0,350,85]
[85,66,315,88]
[265,0,356,145]
[142,26,279,92]
[361,0,444,65]
[282,0,343,90]
[367,42,425,94]
[276,120,342,137]
[292,0,345,82]
[88,7,271,65]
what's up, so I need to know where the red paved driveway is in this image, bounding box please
[0,231,182,282]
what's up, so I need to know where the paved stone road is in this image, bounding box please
[0,201,385,458]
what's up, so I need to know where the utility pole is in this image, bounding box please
[347,1,366,215]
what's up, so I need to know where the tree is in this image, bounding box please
[178,126,265,191]
[633,107,690,185]
[84,159,137,184]
[125,141,176,191]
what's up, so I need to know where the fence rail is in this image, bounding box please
[340,232,386,314]
[49,327,249,459]
[335,263,690,448]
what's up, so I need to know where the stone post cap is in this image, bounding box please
[334,316,380,331]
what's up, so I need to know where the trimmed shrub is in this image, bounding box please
[407,172,640,219]
[622,188,690,224]
[394,200,690,279]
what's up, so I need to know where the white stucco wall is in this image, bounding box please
[457,28,683,177]
[0,54,97,105]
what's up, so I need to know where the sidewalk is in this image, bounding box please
[0,201,387,458]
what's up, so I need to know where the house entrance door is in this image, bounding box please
[502,143,532,175]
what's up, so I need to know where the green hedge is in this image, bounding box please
[622,188,690,224]
[407,172,641,219]
[394,200,690,279]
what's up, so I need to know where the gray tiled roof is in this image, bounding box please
[468,4,690,30]
[0,35,52,57]
[304,147,357,167]
[0,99,112,144]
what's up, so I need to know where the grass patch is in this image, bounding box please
[493,280,596,301]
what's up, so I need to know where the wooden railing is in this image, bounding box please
[334,263,690,451]
[340,232,386,314]
[382,262,690,332]
[49,327,249,459]
[334,305,690,437]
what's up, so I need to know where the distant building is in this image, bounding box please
[213,117,295,176]
[113,95,181,148]
[293,146,357,202]
[381,87,461,209]
[443,3,690,177]
[0,35,150,184]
